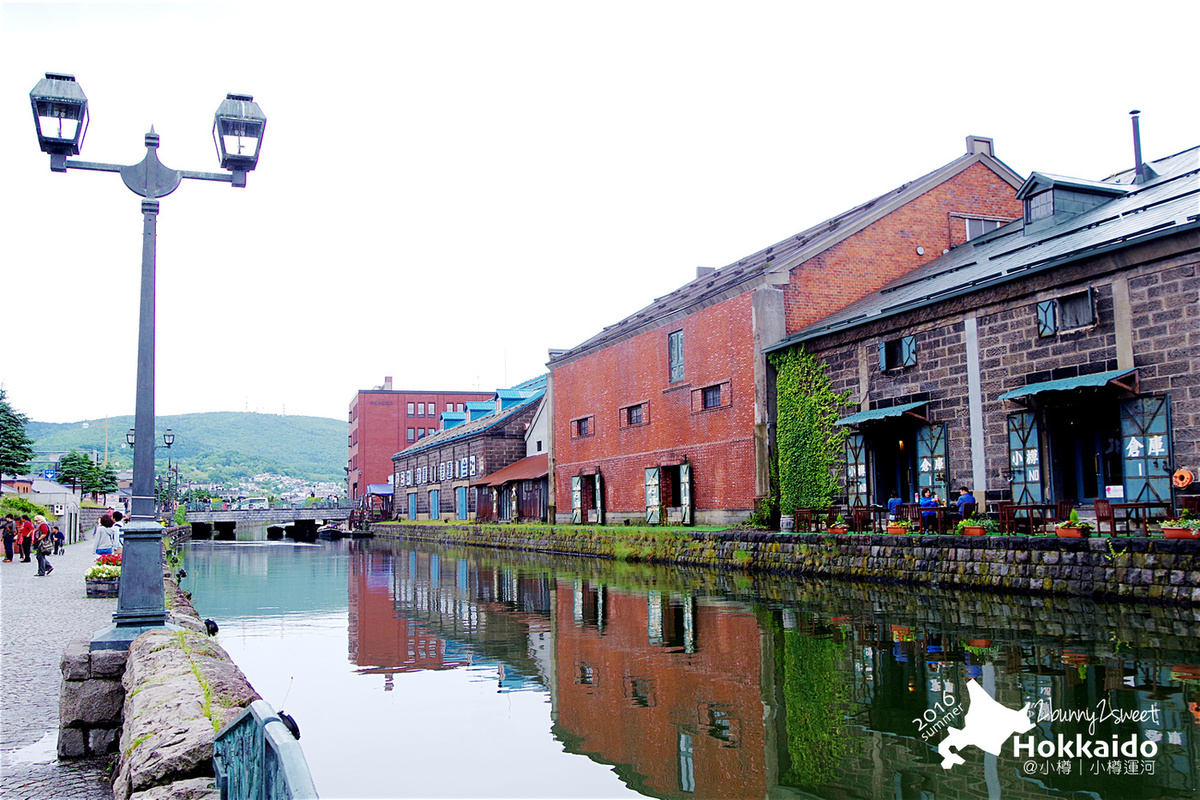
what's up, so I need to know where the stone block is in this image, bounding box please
[92,648,129,678]
[62,640,92,681]
[58,726,88,758]
[90,727,120,754]
[130,777,219,800]
[61,677,125,727]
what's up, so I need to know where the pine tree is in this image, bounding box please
[0,389,37,477]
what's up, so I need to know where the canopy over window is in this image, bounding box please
[998,369,1138,404]
[836,401,928,427]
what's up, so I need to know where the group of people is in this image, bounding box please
[1,513,64,576]
[887,486,978,528]
[1,507,128,576]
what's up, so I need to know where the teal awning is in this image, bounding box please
[998,368,1138,402]
[836,401,927,427]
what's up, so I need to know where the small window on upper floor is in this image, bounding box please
[1025,190,1054,223]
[965,218,1003,241]
[879,336,917,371]
[1036,289,1096,337]
[622,403,648,427]
[573,416,593,438]
[701,385,722,409]
[407,402,415,415]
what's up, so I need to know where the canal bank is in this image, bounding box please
[370,522,1200,605]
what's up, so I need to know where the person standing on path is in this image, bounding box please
[93,515,117,556]
[1,513,14,562]
[32,516,54,577]
[17,515,34,563]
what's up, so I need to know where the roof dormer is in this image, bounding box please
[1017,172,1129,234]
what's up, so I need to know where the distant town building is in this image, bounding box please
[392,377,547,522]
[347,376,492,503]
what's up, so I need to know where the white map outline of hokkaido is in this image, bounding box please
[938,679,1035,769]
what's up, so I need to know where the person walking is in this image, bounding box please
[32,514,54,576]
[94,514,117,556]
[111,510,126,554]
[1,513,14,561]
[51,524,65,555]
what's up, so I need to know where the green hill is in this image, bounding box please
[27,412,345,486]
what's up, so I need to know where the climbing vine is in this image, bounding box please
[771,347,852,515]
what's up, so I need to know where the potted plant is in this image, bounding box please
[1055,508,1093,538]
[828,513,849,535]
[1162,511,1200,538]
[85,553,121,598]
[887,519,912,535]
[956,514,999,536]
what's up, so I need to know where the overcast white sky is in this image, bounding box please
[2,1,1197,425]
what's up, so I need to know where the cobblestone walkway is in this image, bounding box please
[1,537,117,799]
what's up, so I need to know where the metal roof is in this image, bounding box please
[770,145,1200,351]
[392,379,546,460]
[997,369,1138,402]
[549,147,1023,365]
[472,454,549,487]
[836,401,928,426]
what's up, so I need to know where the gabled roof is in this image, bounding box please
[549,144,1023,365]
[769,145,1200,350]
[392,377,547,460]
[472,453,549,487]
[1017,171,1130,200]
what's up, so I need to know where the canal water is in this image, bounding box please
[184,532,1200,799]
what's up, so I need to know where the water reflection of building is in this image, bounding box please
[347,546,553,690]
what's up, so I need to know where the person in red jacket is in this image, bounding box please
[16,515,34,563]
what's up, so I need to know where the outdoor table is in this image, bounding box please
[1111,502,1172,536]
[1009,504,1056,534]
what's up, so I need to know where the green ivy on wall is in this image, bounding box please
[771,347,851,515]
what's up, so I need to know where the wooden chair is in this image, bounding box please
[1182,496,1200,515]
[902,503,929,533]
[794,508,814,533]
[958,502,977,521]
[851,506,875,533]
[997,501,1016,534]
[1093,499,1117,535]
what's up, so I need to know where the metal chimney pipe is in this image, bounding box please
[1130,110,1144,183]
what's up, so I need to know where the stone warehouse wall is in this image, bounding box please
[371,523,1200,605]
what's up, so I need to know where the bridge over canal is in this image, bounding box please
[185,506,353,541]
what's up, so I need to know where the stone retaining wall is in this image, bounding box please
[370,523,1200,605]
[59,575,260,800]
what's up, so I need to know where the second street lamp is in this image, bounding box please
[31,72,266,649]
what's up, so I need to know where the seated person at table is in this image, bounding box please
[955,486,976,518]
[919,488,939,525]
[887,491,902,522]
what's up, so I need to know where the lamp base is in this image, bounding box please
[90,622,182,651]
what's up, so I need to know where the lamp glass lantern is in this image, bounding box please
[29,72,89,156]
[163,429,175,447]
[212,93,266,172]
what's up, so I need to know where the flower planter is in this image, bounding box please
[828,526,849,535]
[965,639,992,648]
[1163,527,1200,539]
[959,526,987,536]
[86,577,120,598]
[887,525,907,535]
[1056,527,1087,538]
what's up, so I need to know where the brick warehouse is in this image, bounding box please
[548,137,1024,525]
[347,377,493,503]
[767,140,1200,521]
[392,377,545,522]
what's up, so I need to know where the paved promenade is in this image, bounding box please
[1,538,116,799]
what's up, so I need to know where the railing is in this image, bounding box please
[214,700,318,800]
[186,500,351,512]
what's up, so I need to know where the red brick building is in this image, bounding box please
[549,137,1023,524]
[346,377,492,503]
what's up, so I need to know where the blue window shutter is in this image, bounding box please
[878,342,887,371]
[1036,300,1057,337]
[901,336,917,368]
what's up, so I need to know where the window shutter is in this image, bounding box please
[571,477,582,524]
[1007,412,1044,505]
[1036,300,1057,337]
[901,336,917,368]
[645,468,660,524]
[680,463,693,525]
[1121,396,1172,503]
[594,473,605,525]
[878,342,888,372]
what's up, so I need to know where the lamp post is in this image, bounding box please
[31,73,265,650]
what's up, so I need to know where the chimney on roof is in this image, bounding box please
[1129,110,1157,184]
[696,266,715,280]
[966,136,994,157]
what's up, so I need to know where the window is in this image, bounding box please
[1037,289,1096,336]
[457,403,464,412]
[701,385,722,409]
[1025,190,1053,223]
[622,403,647,427]
[407,428,415,442]
[692,383,730,412]
[573,416,593,438]
[446,403,453,412]
[417,403,425,416]
[536,440,543,452]
[879,335,917,371]
[668,330,685,383]
[407,402,415,415]
[965,218,1002,240]
[417,429,425,439]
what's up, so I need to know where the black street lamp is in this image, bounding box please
[31,73,265,650]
